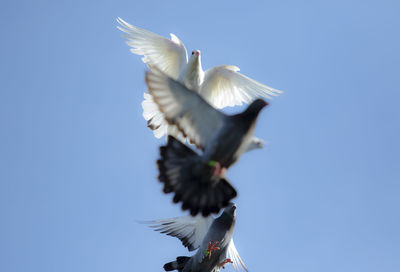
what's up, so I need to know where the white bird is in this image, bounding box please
[117,18,281,150]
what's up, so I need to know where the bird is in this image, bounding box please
[145,67,269,216]
[117,18,280,151]
[146,203,248,272]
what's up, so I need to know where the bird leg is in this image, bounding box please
[220,258,233,268]
[209,161,227,177]
[204,241,220,258]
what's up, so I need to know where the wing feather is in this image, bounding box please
[146,215,213,251]
[117,18,188,79]
[227,240,248,271]
[145,67,226,150]
[200,65,282,108]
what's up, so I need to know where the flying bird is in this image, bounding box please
[117,18,280,150]
[145,67,268,216]
[147,203,248,271]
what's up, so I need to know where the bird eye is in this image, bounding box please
[191,51,194,55]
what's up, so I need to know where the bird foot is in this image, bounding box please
[209,161,227,177]
[204,241,220,258]
[220,258,233,268]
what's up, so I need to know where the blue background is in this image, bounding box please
[1,0,399,271]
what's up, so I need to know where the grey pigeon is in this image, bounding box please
[117,18,280,149]
[145,67,269,216]
[148,203,248,272]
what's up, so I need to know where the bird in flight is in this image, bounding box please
[146,67,268,216]
[117,18,280,152]
[146,203,248,271]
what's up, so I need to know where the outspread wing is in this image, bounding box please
[200,65,282,108]
[145,66,226,150]
[227,240,248,271]
[146,215,214,251]
[117,18,188,79]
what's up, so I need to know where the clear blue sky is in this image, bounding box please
[1,0,399,271]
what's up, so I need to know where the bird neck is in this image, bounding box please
[215,211,235,232]
[179,57,204,91]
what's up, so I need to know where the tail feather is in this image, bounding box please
[157,136,237,216]
[164,256,190,271]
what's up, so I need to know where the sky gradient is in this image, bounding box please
[1,0,399,271]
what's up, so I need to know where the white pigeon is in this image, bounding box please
[147,203,248,271]
[117,18,281,150]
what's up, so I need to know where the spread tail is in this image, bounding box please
[157,136,237,216]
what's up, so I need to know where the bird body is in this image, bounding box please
[147,203,247,272]
[146,67,268,215]
[202,102,265,168]
[185,210,235,272]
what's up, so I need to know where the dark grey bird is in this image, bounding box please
[145,67,269,216]
[147,203,247,272]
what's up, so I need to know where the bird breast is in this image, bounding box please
[178,61,204,92]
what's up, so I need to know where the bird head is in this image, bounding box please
[225,202,237,217]
[250,99,268,111]
[189,50,201,63]
[191,50,201,57]
[253,137,265,149]
[243,99,269,119]
[214,202,237,232]
[221,202,237,222]
[245,137,265,152]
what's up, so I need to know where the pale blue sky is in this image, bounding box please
[0,0,399,271]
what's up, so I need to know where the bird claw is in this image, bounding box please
[220,258,233,268]
[204,241,220,258]
[210,161,227,177]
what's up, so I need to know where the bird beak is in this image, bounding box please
[196,50,201,56]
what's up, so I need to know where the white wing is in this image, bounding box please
[227,240,248,271]
[200,65,282,108]
[147,215,214,251]
[145,66,226,150]
[142,92,168,138]
[117,18,188,79]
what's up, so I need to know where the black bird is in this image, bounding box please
[145,67,269,216]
